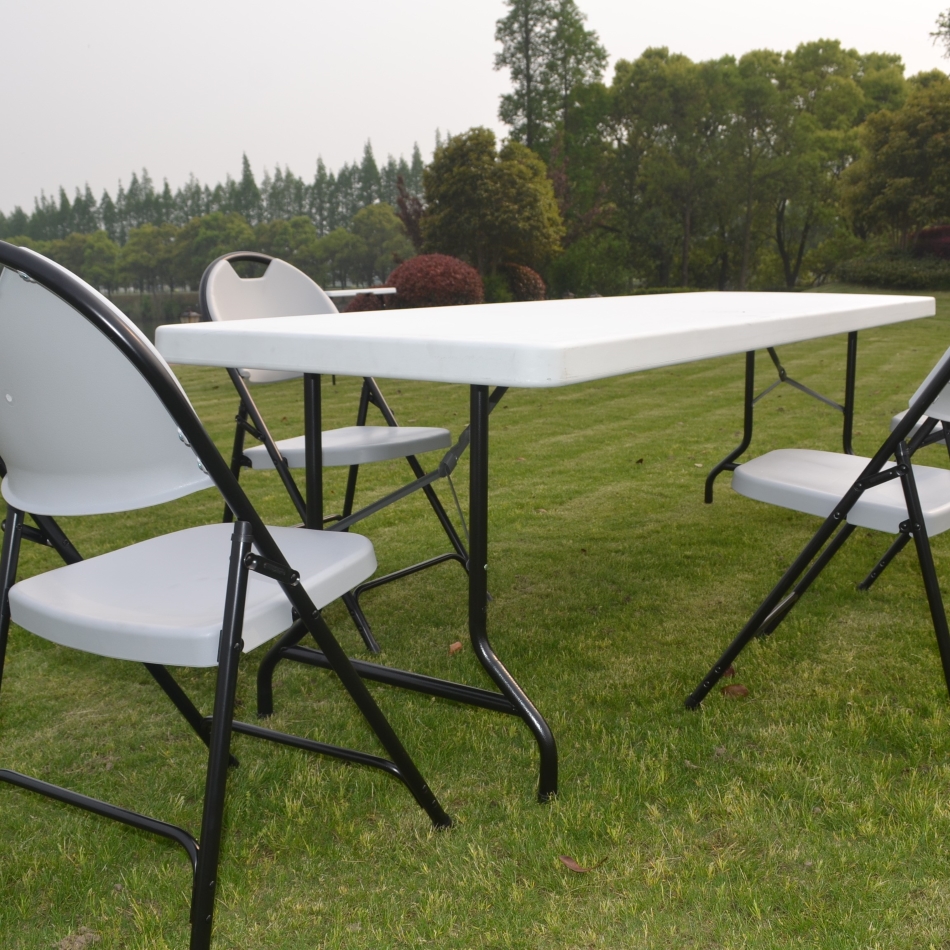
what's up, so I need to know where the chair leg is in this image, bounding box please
[342,592,382,653]
[297,605,451,827]
[857,531,912,590]
[896,442,950,698]
[686,514,850,708]
[757,523,855,637]
[256,619,309,717]
[145,663,239,767]
[223,403,249,524]
[0,508,25,692]
[189,522,254,950]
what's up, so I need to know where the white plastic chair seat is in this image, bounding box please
[243,425,452,469]
[733,448,950,534]
[891,409,948,443]
[9,523,375,668]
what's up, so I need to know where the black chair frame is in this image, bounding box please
[687,351,950,709]
[0,242,450,950]
[199,251,470,652]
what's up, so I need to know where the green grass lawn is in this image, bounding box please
[4,287,950,948]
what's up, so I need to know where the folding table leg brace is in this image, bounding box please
[705,332,859,503]
[687,398,950,709]
[258,379,558,802]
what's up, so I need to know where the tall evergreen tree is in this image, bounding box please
[494,0,557,149]
[545,0,606,131]
[234,154,262,224]
[358,141,381,208]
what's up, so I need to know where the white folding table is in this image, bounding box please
[157,290,935,801]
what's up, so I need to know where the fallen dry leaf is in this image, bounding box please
[684,759,699,769]
[448,641,463,655]
[721,684,749,698]
[723,666,736,678]
[558,855,591,873]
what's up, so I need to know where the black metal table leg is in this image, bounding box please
[468,385,557,802]
[707,333,860,502]
[706,351,755,503]
[843,331,858,455]
[304,373,323,530]
[277,376,556,802]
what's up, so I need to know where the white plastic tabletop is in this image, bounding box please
[155,291,935,389]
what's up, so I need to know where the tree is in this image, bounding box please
[175,212,255,289]
[82,231,119,293]
[358,142,381,209]
[234,154,262,224]
[255,216,325,283]
[544,0,606,133]
[316,228,365,288]
[842,74,950,245]
[422,128,564,274]
[349,203,415,284]
[395,175,424,251]
[118,223,179,292]
[495,0,557,150]
[934,9,950,58]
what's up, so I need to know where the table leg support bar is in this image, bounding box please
[469,385,558,802]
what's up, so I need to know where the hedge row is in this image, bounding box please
[835,255,950,290]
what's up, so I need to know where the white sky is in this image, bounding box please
[3,0,948,214]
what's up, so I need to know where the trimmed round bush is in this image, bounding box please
[387,254,483,308]
[342,292,383,313]
[502,263,546,301]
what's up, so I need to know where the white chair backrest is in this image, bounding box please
[0,266,212,516]
[910,344,950,422]
[203,258,338,384]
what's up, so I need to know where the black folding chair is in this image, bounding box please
[688,345,950,708]
[200,252,471,651]
[0,242,450,950]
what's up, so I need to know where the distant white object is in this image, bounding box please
[325,287,397,298]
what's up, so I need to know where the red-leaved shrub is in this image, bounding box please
[502,263,546,301]
[387,254,483,308]
[914,225,950,260]
[342,292,383,313]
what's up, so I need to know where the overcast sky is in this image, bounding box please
[3,0,948,215]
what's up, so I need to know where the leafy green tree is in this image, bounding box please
[255,216,325,284]
[358,142,381,208]
[422,128,564,274]
[81,231,119,293]
[349,203,415,284]
[611,49,732,286]
[933,9,950,58]
[544,0,607,132]
[175,212,255,289]
[234,154,262,224]
[842,74,950,245]
[118,223,179,292]
[316,228,365,288]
